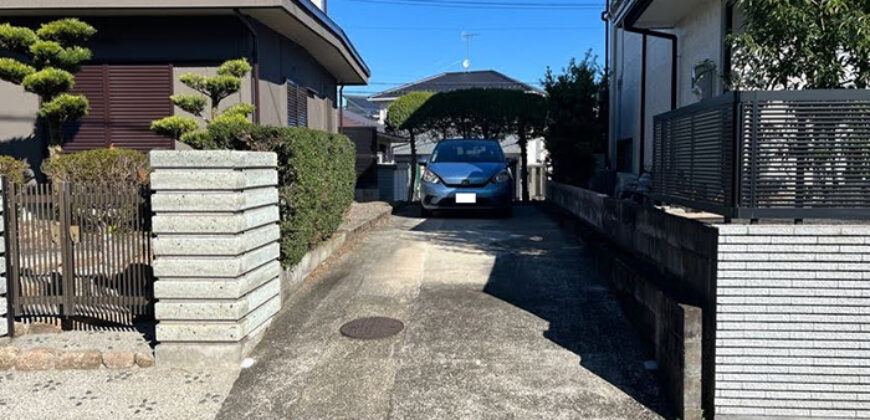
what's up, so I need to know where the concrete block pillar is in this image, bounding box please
[150,151,281,367]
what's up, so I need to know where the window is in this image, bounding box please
[287,80,308,127]
[430,140,505,163]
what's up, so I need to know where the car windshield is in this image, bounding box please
[430,141,505,163]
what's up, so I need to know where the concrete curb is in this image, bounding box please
[280,205,393,304]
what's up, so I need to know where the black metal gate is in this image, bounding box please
[3,179,154,330]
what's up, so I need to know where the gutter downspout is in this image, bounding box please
[235,9,261,124]
[622,25,677,174]
[339,85,344,132]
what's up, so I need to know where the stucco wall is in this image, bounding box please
[675,0,723,107]
[255,20,339,132]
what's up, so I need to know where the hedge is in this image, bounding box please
[249,126,355,266]
[0,155,32,184]
[41,148,149,184]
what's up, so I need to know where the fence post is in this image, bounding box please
[0,177,9,338]
[56,182,75,325]
[150,150,281,367]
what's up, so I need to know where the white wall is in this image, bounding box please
[609,0,725,174]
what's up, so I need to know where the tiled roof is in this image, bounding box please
[344,95,380,116]
[370,70,536,100]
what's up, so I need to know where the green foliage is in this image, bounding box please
[729,0,870,89]
[35,18,96,47]
[206,113,253,149]
[41,148,149,184]
[223,103,256,117]
[542,52,606,187]
[150,116,198,140]
[0,23,37,54]
[179,130,218,150]
[248,126,355,266]
[385,91,434,133]
[171,94,208,116]
[0,19,95,149]
[155,58,254,146]
[22,67,75,100]
[39,93,88,122]
[217,59,253,78]
[0,57,35,84]
[0,155,32,184]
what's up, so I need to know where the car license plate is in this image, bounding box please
[456,193,477,204]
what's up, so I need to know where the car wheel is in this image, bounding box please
[498,207,513,218]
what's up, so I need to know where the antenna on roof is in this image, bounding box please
[461,32,479,73]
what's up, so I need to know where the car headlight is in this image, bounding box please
[421,169,441,184]
[493,170,511,183]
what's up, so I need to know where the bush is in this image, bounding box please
[150,115,198,140]
[249,126,355,266]
[41,148,149,184]
[0,155,32,184]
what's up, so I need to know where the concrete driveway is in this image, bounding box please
[217,206,671,419]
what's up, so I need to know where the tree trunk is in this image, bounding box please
[519,129,530,203]
[408,132,417,202]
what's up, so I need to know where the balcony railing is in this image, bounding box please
[652,90,870,220]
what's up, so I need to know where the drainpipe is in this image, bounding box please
[339,84,344,132]
[622,25,678,174]
[235,9,261,124]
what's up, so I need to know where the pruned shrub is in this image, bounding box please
[41,148,149,184]
[0,155,32,184]
[249,126,355,266]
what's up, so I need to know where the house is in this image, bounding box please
[607,0,740,174]
[344,95,381,121]
[340,108,405,201]
[0,0,369,168]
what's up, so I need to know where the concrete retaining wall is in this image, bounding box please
[715,224,870,419]
[150,150,281,367]
[547,181,708,420]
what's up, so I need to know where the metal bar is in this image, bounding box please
[3,178,18,335]
[58,182,74,323]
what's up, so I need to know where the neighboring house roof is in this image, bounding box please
[392,138,522,156]
[344,95,380,116]
[369,70,537,101]
[0,0,370,84]
[342,109,379,128]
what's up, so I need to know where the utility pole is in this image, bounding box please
[461,32,479,72]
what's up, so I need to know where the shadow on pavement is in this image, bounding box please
[408,205,673,418]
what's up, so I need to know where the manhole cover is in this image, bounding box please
[340,317,404,340]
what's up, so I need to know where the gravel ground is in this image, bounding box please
[0,367,240,419]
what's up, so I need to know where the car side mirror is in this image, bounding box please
[417,157,428,165]
[507,157,518,166]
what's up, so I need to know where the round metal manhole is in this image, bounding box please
[340,317,404,340]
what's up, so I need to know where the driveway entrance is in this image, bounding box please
[217,206,670,419]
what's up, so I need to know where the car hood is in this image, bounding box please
[428,162,506,185]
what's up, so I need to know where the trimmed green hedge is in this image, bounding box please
[41,148,149,184]
[0,155,32,184]
[249,126,355,266]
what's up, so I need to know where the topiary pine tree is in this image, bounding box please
[0,19,96,157]
[386,91,434,202]
[151,58,255,149]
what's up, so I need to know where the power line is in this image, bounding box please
[347,0,603,10]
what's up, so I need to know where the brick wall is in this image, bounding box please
[716,224,870,419]
[150,150,281,367]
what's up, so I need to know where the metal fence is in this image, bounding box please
[2,180,153,330]
[653,90,870,219]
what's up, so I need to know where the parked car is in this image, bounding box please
[419,139,514,217]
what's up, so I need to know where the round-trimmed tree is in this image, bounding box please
[386,91,434,201]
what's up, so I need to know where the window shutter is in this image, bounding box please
[287,80,309,128]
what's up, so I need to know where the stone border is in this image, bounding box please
[0,345,153,371]
[280,204,392,303]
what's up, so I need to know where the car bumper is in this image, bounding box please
[420,181,512,210]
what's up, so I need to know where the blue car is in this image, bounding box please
[419,139,514,217]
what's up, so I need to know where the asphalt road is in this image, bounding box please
[217,205,670,420]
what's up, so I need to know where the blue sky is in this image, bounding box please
[329,0,607,96]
